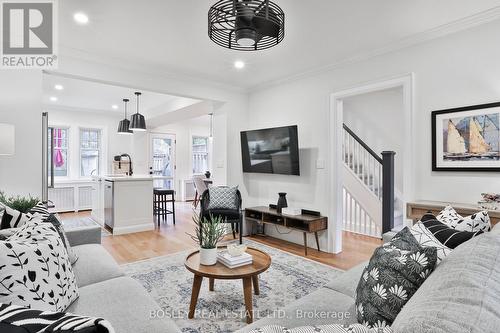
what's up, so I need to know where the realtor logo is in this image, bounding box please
[1,0,58,68]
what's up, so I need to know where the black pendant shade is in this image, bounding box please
[118,98,133,135]
[209,0,285,51]
[130,92,147,131]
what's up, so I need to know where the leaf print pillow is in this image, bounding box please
[436,205,491,232]
[355,227,438,328]
[0,218,79,312]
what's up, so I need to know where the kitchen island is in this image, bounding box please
[91,175,155,235]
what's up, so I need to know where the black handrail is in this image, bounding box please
[343,124,383,164]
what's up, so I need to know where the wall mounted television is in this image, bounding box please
[240,125,300,176]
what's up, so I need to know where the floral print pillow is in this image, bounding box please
[355,227,438,328]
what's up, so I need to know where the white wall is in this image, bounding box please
[343,87,405,192]
[0,71,42,197]
[232,19,500,251]
[47,109,133,179]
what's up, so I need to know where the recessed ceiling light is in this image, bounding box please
[54,84,64,90]
[112,105,119,110]
[234,60,245,69]
[73,12,89,25]
[50,96,58,102]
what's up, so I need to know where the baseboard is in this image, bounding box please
[111,223,154,235]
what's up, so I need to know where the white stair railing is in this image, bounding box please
[343,125,383,200]
[342,124,396,237]
[343,187,380,237]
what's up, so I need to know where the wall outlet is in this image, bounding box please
[316,159,325,169]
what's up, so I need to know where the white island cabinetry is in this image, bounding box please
[92,175,155,235]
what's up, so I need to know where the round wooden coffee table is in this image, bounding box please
[185,247,271,324]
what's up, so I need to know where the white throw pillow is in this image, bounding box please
[0,218,79,311]
[437,205,491,232]
[410,221,451,263]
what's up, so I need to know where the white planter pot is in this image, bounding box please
[199,248,218,266]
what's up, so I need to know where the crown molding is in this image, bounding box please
[248,6,500,93]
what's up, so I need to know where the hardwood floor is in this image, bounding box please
[59,202,381,270]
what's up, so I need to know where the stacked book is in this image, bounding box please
[218,251,253,268]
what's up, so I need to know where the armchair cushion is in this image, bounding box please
[202,209,241,221]
[207,186,239,210]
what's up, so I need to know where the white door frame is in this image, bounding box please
[328,73,415,253]
[149,132,176,189]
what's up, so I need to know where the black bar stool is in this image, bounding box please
[153,188,176,227]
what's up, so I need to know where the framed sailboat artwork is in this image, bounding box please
[432,102,500,171]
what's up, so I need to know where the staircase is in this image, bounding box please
[342,124,402,238]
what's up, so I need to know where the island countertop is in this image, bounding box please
[92,175,170,182]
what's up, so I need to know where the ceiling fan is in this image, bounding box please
[208,0,285,51]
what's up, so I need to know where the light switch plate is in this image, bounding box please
[316,159,325,169]
[216,160,225,168]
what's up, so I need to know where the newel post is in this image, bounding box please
[381,151,396,235]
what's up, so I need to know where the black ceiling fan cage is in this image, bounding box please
[208,0,285,51]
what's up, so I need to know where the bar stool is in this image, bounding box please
[153,188,176,227]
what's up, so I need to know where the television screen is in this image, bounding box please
[240,125,300,175]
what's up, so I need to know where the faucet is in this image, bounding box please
[120,154,133,176]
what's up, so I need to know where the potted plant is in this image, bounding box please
[188,213,226,265]
[0,191,39,213]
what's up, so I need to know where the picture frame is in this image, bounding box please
[432,102,500,172]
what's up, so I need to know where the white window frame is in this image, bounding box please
[50,126,70,179]
[191,135,210,175]
[79,127,102,179]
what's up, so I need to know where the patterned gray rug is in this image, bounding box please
[123,240,343,333]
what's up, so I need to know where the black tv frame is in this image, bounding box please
[240,125,300,176]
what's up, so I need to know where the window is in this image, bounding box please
[80,128,101,177]
[192,136,209,174]
[51,127,69,177]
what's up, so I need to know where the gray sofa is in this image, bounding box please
[65,223,500,333]
[237,224,500,333]
[64,225,182,333]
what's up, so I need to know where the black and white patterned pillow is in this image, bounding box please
[421,213,483,249]
[1,201,49,230]
[0,203,30,229]
[207,186,239,210]
[0,218,79,312]
[250,324,393,333]
[355,227,438,328]
[436,205,491,232]
[410,222,451,263]
[0,303,114,333]
[45,214,79,265]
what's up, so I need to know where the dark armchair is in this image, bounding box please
[199,189,243,244]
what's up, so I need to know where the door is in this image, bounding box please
[150,133,176,189]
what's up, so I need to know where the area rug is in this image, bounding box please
[123,240,343,333]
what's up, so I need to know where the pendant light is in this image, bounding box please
[117,98,133,135]
[209,113,214,138]
[130,92,146,131]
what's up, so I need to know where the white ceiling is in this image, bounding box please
[58,0,500,89]
[42,74,200,117]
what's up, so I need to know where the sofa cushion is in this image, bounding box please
[0,203,29,229]
[325,262,367,298]
[234,287,357,333]
[72,244,124,288]
[410,221,451,263]
[0,219,79,312]
[421,213,483,249]
[436,205,491,232]
[67,277,181,333]
[392,229,500,333]
[0,303,114,333]
[355,227,438,328]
